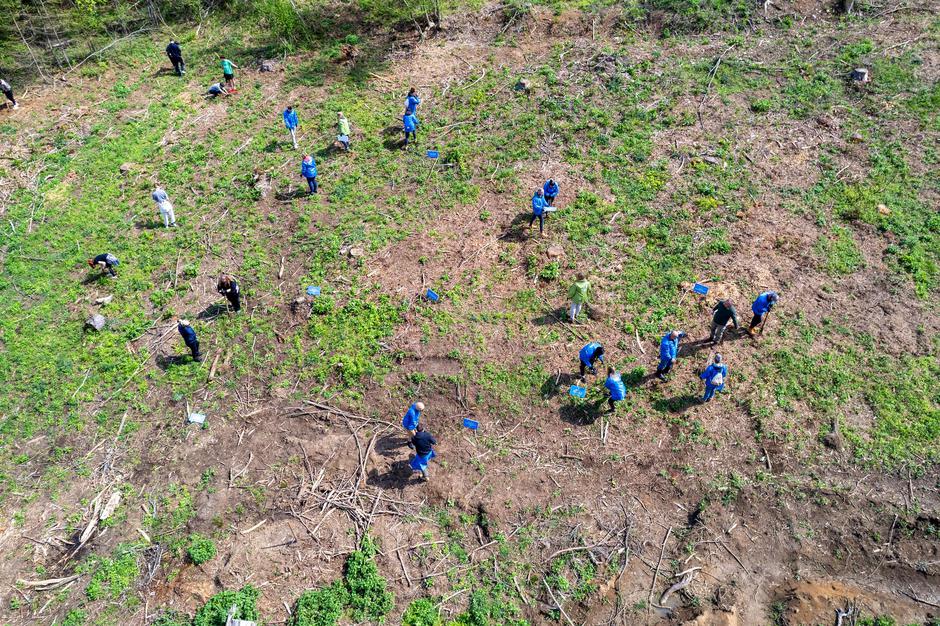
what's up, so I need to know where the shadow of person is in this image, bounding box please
[374,433,410,459]
[383,135,405,151]
[197,303,228,320]
[651,394,700,414]
[540,371,578,399]
[680,331,748,358]
[151,67,177,77]
[134,219,166,231]
[314,143,340,159]
[262,140,281,154]
[81,272,108,285]
[274,188,310,201]
[366,458,419,490]
[499,212,538,243]
[533,306,569,327]
[381,124,403,137]
[155,353,189,371]
[559,398,605,426]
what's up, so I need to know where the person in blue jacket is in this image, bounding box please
[578,342,605,378]
[405,88,421,115]
[543,178,559,206]
[656,330,686,381]
[177,319,202,362]
[403,110,418,145]
[748,291,779,336]
[700,354,728,402]
[283,105,299,149]
[529,188,548,235]
[604,368,626,413]
[301,154,317,194]
[402,401,424,447]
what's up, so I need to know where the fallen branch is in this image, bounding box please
[240,519,267,535]
[17,575,81,591]
[542,577,575,626]
[659,567,700,606]
[647,526,672,612]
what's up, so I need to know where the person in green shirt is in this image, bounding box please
[220,55,238,91]
[568,272,591,322]
[337,112,351,152]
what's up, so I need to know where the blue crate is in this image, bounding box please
[692,283,709,295]
[569,385,587,398]
[463,418,479,430]
[426,288,440,302]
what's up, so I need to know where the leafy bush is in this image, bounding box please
[62,609,87,626]
[194,585,260,626]
[403,598,442,626]
[750,98,772,113]
[289,583,348,626]
[187,534,217,565]
[344,537,393,622]
[539,262,561,281]
[83,544,139,600]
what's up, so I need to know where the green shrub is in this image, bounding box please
[194,585,260,626]
[62,609,87,626]
[403,598,442,626]
[83,544,140,600]
[539,262,561,281]
[344,537,393,622]
[289,583,348,626]
[750,98,772,113]
[187,534,217,565]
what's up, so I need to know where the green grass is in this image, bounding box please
[810,143,939,297]
[755,320,940,469]
[815,226,864,275]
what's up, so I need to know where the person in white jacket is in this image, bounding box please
[151,187,176,228]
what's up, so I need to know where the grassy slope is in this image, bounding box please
[0,2,938,624]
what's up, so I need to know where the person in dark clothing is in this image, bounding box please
[709,299,740,345]
[87,253,119,277]
[1,78,17,109]
[177,319,202,362]
[166,41,185,76]
[409,424,437,480]
[217,274,241,312]
[206,83,229,98]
